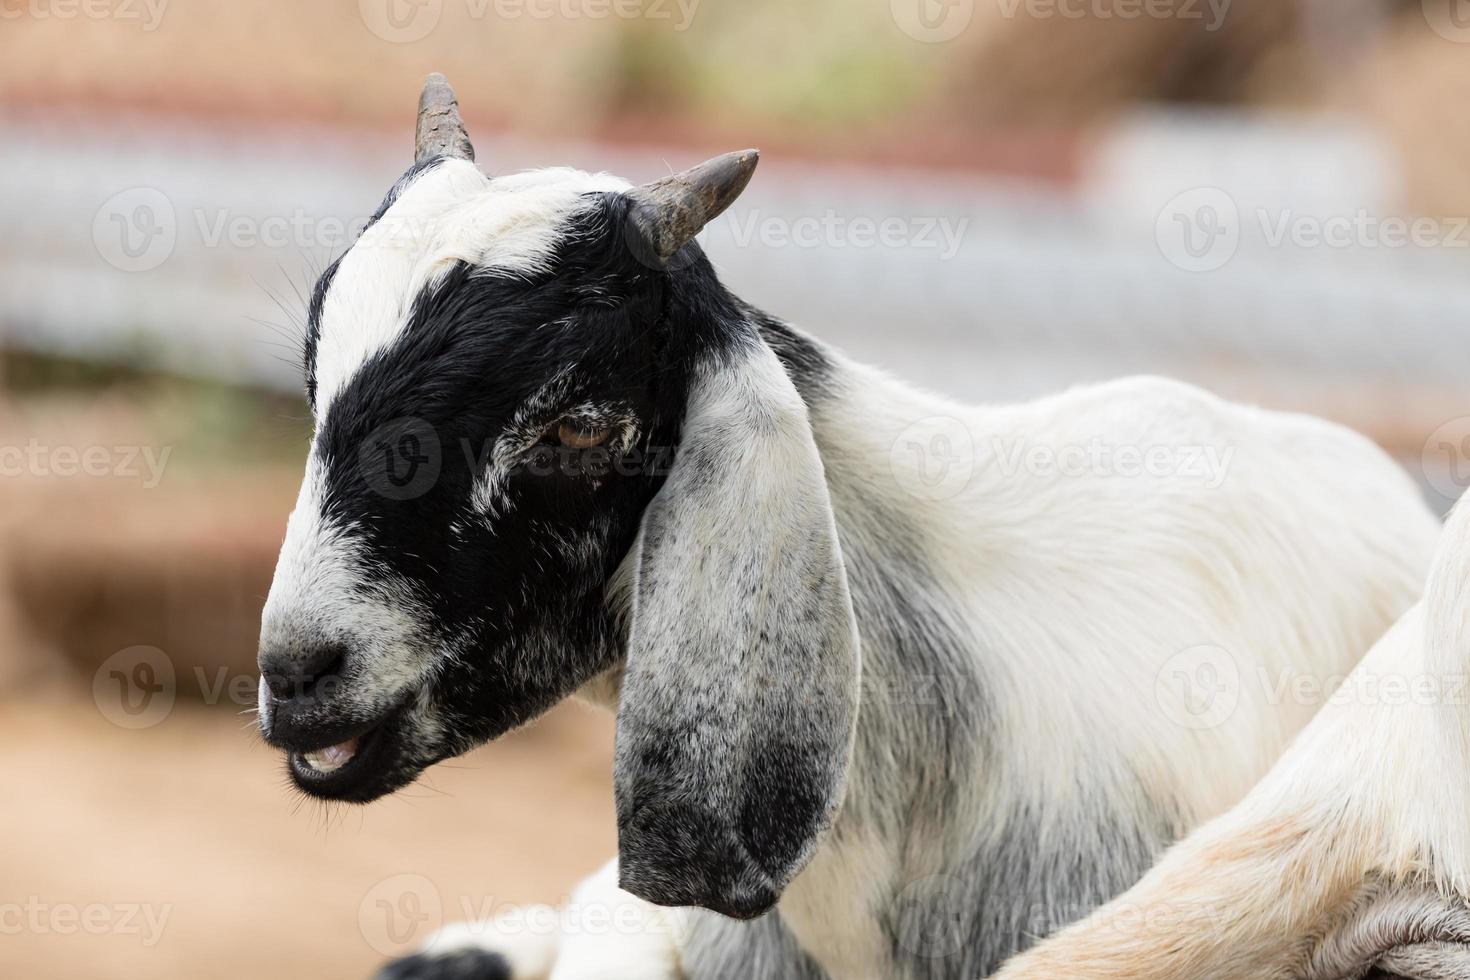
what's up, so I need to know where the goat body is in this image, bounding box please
[992,499,1470,980]
[262,75,1444,980]
[413,316,1440,979]
[606,323,1438,979]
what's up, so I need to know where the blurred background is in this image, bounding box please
[2,1,1468,976]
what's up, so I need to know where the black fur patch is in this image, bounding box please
[747,304,836,405]
[374,948,512,980]
[297,186,780,794]
[892,796,1176,977]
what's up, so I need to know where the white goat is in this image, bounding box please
[253,75,1443,980]
[992,496,1470,980]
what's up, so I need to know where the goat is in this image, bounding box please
[990,495,1470,980]
[254,74,1442,980]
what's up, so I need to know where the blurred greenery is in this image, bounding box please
[2,351,311,472]
[585,8,930,133]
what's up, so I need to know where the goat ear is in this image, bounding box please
[613,334,861,920]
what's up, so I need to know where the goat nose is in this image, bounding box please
[258,643,347,703]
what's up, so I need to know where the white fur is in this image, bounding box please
[549,861,687,980]
[994,499,1470,979]
[852,369,1426,820]
[313,163,629,415]
[457,356,1439,978]
[258,455,434,719]
[412,863,684,980]
[290,166,1441,979]
[766,366,1437,978]
[420,910,560,979]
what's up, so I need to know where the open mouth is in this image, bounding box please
[277,704,412,803]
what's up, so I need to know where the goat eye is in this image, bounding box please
[555,421,612,449]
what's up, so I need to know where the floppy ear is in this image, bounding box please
[613,333,861,920]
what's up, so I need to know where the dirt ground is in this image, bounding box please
[0,392,623,979]
[0,377,1459,979]
[0,692,618,979]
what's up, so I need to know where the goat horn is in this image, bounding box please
[627,149,759,263]
[415,72,475,165]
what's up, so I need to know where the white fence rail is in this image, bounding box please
[1,108,1465,508]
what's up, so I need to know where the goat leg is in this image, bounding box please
[1304,881,1470,980]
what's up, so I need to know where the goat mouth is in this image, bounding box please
[283,706,409,802]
